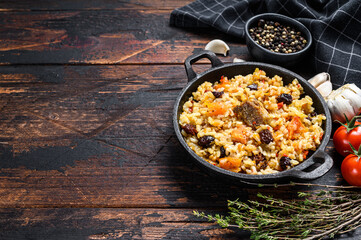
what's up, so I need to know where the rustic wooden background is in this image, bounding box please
[0,1,359,239]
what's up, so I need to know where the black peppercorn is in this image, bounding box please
[258,19,265,27]
[249,20,307,54]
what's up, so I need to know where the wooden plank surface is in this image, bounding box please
[0,208,253,240]
[0,0,358,239]
[0,64,344,209]
[0,10,250,65]
[0,206,360,240]
[0,0,192,11]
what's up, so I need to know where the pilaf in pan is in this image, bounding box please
[179,68,325,175]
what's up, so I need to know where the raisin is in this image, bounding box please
[310,111,317,117]
[277,93,293,105]
[259,162,267,170]
[280,156,292,170]
[253,153,265,163]
[198,136,215,148]
[220,146,226,158]
[253,153,267,170]
[182,124,197,135]
[247,83,258,91]
[259,129,274,144]
[212,91,224,98]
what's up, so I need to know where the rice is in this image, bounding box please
[179,68,325,175]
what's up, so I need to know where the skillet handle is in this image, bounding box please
[285,150,333,180]
[184,50,224,82]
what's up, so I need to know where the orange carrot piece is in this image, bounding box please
[214,76,230,90]
[303,150,309,159]
[219,157,242,170]
[207,102,228,116]
[231,126,248,144]
[287,116,304,139]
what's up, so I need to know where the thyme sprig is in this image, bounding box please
[194,184,361,239]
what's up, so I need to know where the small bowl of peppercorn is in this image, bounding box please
[245,13,312,66]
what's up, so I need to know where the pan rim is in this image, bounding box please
[173,61,332,182]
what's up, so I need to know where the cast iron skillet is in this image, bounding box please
[173,50,333,184]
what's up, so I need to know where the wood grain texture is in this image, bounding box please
[0,207,359,240]
[0,208,253,240]
[0,9,250,65]
[0,0,193,11]
[0,64,345,209]
[0,1,358,239]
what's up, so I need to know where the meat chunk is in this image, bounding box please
[233,100,268,128]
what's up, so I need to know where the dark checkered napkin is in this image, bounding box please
[170,0,361,87]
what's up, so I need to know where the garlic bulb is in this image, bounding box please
[308,73,361,122]
[205,39,230,56]
[308,72,332,98]
[327,84,361,122]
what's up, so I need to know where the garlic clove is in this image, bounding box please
[233,58,245,63]
[308,72,330,88]
[339,86,361,114]
[316,80,332,98]
[327,95,355,122]
[348,83,361,97]
[348,84,361,114]
[205,39,230,56]
[326,83,361,122]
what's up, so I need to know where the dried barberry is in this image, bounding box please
[198,135,215,148]
[182,124,197,135]
[259,129,274,144]
[280,156,292,170]
[277,93,293,105]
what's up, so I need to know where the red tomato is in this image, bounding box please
[341,154,361,186]
[333,121,361,157]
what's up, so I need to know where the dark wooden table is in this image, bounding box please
[0,1,359,239]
